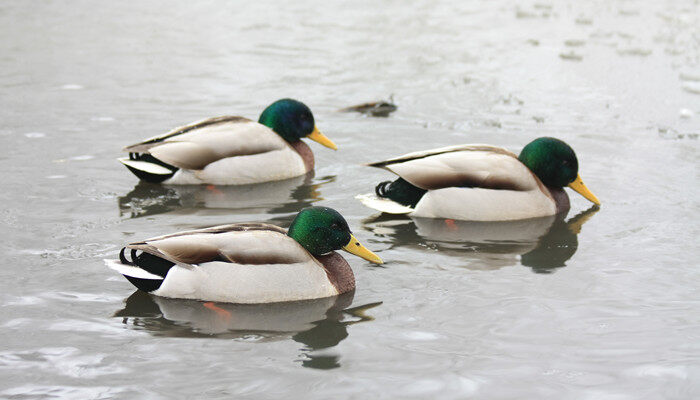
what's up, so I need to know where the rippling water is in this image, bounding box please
[1,0,699,398]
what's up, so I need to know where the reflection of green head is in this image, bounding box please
[288,207,352,256]
[258,98,315,143]
[521,205,599,273]
[520,214,578,273]
[518,137,579,187]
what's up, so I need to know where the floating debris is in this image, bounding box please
[658,126,699,140]
[339,98,397,117]
[516,10,537,19]
[534,4,552,10]
[60,84,83,90]
[559,51,583,61]
[516,7,551,19]
[500,94,524,105]
[483,119,502,128]
[616,47,652,57]
[564,39,585,47]
[618,9,640,16]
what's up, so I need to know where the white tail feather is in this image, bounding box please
[104,259,163,280]
[118,157,173,175]
[355,193,414,214]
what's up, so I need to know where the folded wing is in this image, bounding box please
[125,223,310,267]
[123,117,289,170]
[368,144,539,192]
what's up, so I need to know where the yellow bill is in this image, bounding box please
[568,174,601,205]
[566,205,600,234]
[307,126,338,150]
[342,234,383,264]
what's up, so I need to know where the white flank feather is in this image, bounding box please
[412,187,556,221]
[152,261,339,304]
[355,193,414,214]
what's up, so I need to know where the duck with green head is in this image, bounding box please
[119,98,338,185]
[357,137,600,221]
[105,206,382,303]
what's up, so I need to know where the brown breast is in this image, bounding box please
[547,186,570,214]
[315,252,355,294]
[290,140,314,172]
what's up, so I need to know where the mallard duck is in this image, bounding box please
[119,99,337,185]
[357,137,600,221]
[104,207,382,303]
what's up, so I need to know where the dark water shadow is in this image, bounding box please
[118,173,336,219]
[114,290,381,370]
[363,206,599,273]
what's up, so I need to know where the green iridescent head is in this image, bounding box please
[258,99,338,150]
[258,99,315,142]
[519,137,601,205]
[288,206,382,263]
[518,137,579,188]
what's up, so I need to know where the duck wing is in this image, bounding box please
[124,223,309,267]
[367,144,539,192]
[123,117,289,170]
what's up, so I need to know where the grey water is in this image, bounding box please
[1,0,699,398]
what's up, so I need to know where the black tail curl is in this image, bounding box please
[118,247,174,278]
[373,178,427,208]
[119,247,137,266]
[117,247,175,293]
[375,181,393,197]
[124,153,178,183]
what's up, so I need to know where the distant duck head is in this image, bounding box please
[288,206,383,264]
[518,137,600,205]
[259,99,338,150]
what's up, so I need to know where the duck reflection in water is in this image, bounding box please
[118,173,335,219]
[364,205,599,273]
[114,290,381,370]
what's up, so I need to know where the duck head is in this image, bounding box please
[518,137,600,205]
[258,99,338,150]
[288,206,383,264]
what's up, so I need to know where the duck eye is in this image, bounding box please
[300,112,312,123]
[330,222,344,230]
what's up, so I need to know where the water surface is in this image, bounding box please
[1,1,699,398]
